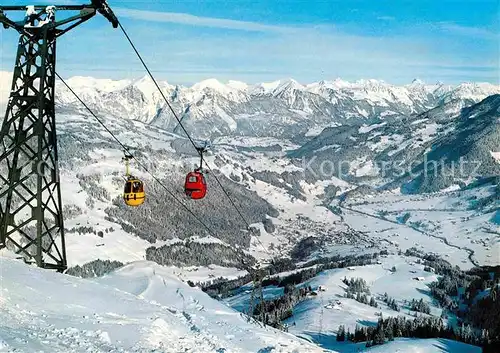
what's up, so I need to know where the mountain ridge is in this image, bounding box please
[46,73,500,140]
[2,71,499,138]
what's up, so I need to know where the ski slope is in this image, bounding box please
[0,258,330,353]
[300,338,481,353]
[226,255,440,335]
[361,338,480,352]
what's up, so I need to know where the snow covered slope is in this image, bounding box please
[361,338,480,352]
[223,253,483,353]
[289,93,500,192]
[0,71,12,113]
[0,257,330,352]
[226,255,440,336]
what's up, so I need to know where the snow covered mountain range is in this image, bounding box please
[2,70,498,139]
[58,77,500,137]
[48,73,500,139]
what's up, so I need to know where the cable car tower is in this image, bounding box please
[0,2,118,271]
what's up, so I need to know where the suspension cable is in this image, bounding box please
[117,22,278,320]
[117,21,257,232]
[9,13,275,321]
[56,71,265,275]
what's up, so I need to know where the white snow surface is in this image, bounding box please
[0,71,12,112]
[224,255,482,353]
[361,338,480,352]
[490,151,500,164]
[0,258,330,353]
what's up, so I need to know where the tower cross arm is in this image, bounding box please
[91,0,118,28]
[0,5,88,11]
[0,1,118,31]
[0,9,24,30]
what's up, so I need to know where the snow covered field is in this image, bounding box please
[0,257,330,353]
[226,255,440,333]
[335,338,480,352]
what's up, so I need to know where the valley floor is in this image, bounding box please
[336,185,499,270]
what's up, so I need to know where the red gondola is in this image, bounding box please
[184,143,209,199]
[184,170,206,199]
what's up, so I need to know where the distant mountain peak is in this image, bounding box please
[131,75,172,98]
[355,78,386,85]
[272,78,304,95]
[248,80,282,95]
[192,78,224,90]
[227,80,248,91]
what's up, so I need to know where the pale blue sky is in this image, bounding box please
[0,0,498,85]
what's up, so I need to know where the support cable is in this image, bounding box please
[117,22,260,237]
[116,22,277,324]
[56,71,268,278]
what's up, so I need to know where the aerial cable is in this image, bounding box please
[72,20,275,318]
[7,6,273,323]
[58,70,268,323]
[116,21,257,234]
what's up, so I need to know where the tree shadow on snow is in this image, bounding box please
[301,331,364,352]
[301,331,337,349]
[356,319,377,327]
[416,287,432,296]
[432,338,479,353]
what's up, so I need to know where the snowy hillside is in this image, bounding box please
[222,253,485,353]
[289,93,500,193]
[39,73,500,139]
[360,338,480,352]
[226,255,440,333]
[0,71,12,112]
[0,257,330,353]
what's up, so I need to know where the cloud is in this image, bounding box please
[435,22,497,39]
[96,22,497,84]
[114,7,294,33]
[377,16,396,21]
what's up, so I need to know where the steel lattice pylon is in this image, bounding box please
[0,3,118,271]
